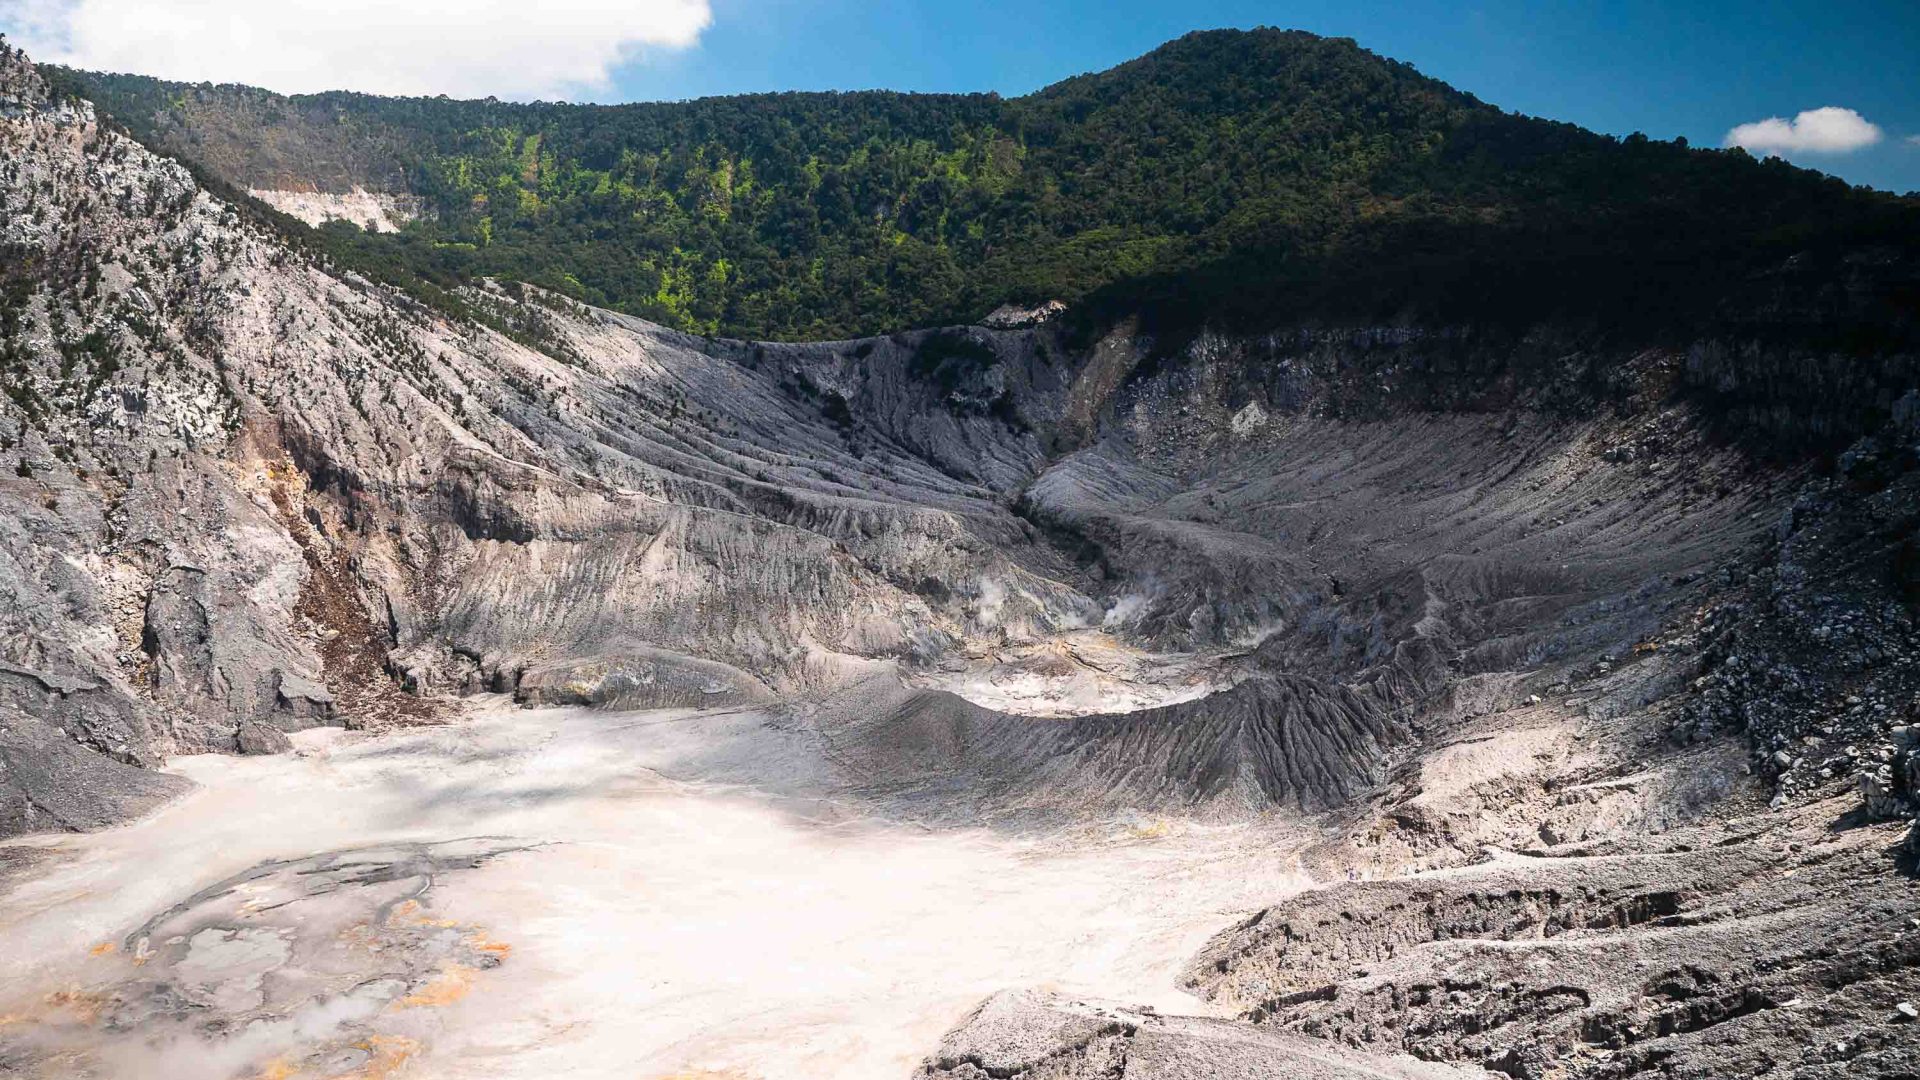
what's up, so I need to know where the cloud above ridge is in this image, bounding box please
[0,0,711,99]
[1725,106,1884,156]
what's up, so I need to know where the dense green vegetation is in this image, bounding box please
[58,29,1920,342]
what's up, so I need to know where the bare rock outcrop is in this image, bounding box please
[0,703,191,834]
[916,989,1489,1079]
[1185,828,1920,1079]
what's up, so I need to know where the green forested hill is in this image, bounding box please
[54,29,1920,341]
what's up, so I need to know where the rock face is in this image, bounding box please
[0,40,1072,831]
[4,33,1918,834]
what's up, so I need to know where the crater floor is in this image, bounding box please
[0,699,1361,1080]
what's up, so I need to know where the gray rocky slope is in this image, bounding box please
[5,38,1920,1078]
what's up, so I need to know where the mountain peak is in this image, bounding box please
[1033,24,1480,111]
[0,35,50,109]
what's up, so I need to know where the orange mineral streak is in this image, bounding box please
[388,899,459,930]
[43,988,108,1024]
[466,931,512,958]
[86,942,115,957]
[344,1035,422,1079]
[337,922,383,953]
[252,1058,301,1080]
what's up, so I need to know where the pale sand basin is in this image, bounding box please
[0,700,1313,1079]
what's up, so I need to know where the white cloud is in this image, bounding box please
[1725,106,1884,156]
[0,0,711,99]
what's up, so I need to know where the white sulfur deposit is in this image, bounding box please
[247,187,428,232]
[0,700,1310,1079]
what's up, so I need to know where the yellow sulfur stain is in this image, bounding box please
[252,1058,300,1080]
[396,965,475,1009]
[1126,818,1171,840]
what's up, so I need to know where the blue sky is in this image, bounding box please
[6,0,1917,191]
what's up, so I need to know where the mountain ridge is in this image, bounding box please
[50,28,1920,343]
